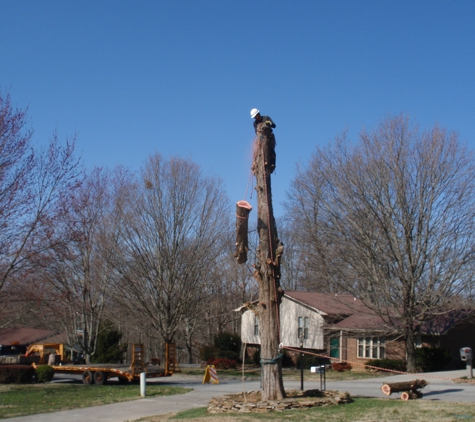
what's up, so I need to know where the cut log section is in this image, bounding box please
[400,391,423,401]
[381,379,428,399]
[235,200,252,264]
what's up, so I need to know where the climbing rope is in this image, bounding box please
[260,353,283,365]
[243,169,253,201]
[243,136,257,201]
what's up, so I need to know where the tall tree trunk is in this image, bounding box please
[405,325,416,372]
[252,123,285,400]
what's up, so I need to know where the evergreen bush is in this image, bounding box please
[213,332,242,361]
[35,365,55,383]
[0,365,35,384]
[91,321,125,363]
[415,346,452,372]
[302,353,321,368]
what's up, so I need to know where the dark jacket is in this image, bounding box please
[253,115,276,133]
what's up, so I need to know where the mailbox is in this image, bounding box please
[310,365,326,373]
[460,347,472,361]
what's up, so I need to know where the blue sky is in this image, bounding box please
[1,0,474,218]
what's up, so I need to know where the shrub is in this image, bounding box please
[252,349,261,366]
[214,332,242,361]
[0,365,35,384]
[91,321,125,363]
[331,362,352,372]
[282,350,295,368]
[303,354,321,369]
[35,364,55,383]
[415,347,452,372]
[199,345,218,362]
[207,358,237,369]
[365,359,406,372]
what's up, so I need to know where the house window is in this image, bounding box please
[357,337,385,359]
[330,337,340,358]
[415,336,422,348]
[254,316,259,336]
[298,317,309,340]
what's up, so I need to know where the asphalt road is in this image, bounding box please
[2,369,474,422]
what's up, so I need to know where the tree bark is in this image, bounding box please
[252,123,285,401]
[235,200,252,264]
[405,324,417,373]
[381,379,428,396]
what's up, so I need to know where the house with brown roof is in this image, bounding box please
[0,328,66,363]
[238,291,475,370]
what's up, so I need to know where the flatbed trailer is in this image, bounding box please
[51,363,170,385]
[36,343,177,385]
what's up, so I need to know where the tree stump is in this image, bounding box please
[381,379,428,400]
[235,200,252,264]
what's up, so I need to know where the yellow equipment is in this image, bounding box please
[25,343,66,364]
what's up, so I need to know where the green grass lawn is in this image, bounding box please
[0,384,191,419]
[137,398,475,422]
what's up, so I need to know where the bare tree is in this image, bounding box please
[277,218,316,291]
[0,92,81,292]
[287,115,475,372]
[39,168,114,363]
[110,154,230,349]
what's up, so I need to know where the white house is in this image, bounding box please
[238,292,327,349]
[238,291,475,371]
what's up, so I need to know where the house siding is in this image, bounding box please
[241,309,260,345]
[240,297,325,349]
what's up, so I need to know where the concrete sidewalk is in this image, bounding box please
[2,370,474,422]
[2,377,262,422]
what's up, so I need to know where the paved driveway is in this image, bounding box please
[2,370,474,422]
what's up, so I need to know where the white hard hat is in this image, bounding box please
[250,108,260,118]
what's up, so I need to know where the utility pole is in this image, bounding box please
[251,120,285,401]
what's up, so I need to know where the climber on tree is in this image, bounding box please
[250,108,276,133]
[250,108,277,174]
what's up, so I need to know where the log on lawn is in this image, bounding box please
[400,391,423,401]
[381,379,428,396]
[234,200,252,264]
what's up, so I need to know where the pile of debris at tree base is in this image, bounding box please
[208,389,351,413]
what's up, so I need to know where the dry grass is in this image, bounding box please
[134,398,475,422]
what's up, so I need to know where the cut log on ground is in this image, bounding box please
[381,379,428,398]
[400,391,423,401]
[235,200,252,264]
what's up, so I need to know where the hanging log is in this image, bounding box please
[234,200,252,264]
[381,379,428,397]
